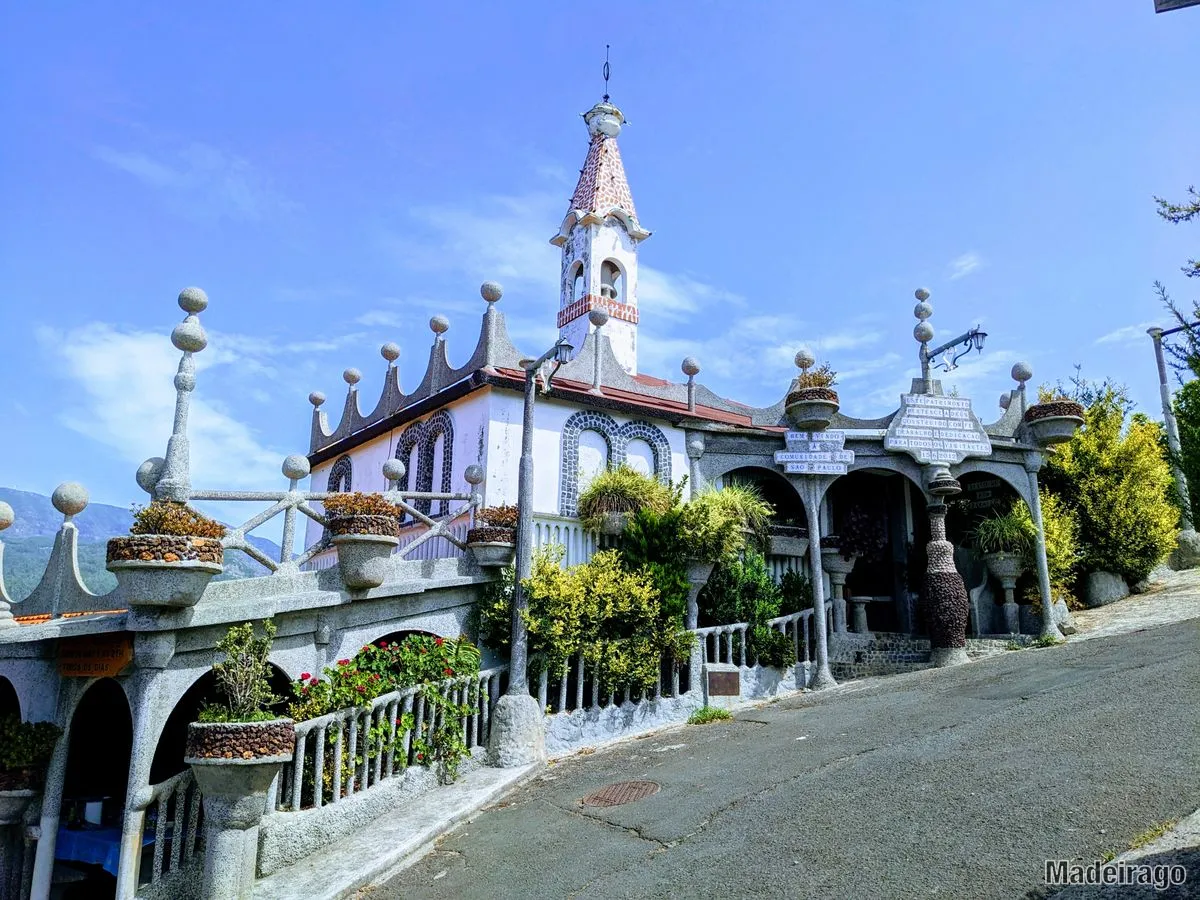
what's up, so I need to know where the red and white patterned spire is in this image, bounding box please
[552,100,650,245]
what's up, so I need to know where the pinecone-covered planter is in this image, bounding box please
[467,526,515,567]
[185,719,295,762]
[106,535,224,607]
[1022,400,1084,447]
[328,514,400,590]
[598,511,631,536]
[983,551,1024,584]
[819,539,858,576]
[785,388,839,432]
[768,525,809,558]
[0,788,36,826]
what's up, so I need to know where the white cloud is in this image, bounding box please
[947,252,984,281]
[1094,321,1157,346]
[93,141,294,222]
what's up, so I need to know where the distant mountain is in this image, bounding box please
[0,488,283,603]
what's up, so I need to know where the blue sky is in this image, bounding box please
[1,1,1198,525]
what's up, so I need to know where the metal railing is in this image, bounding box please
[273,666,506,812]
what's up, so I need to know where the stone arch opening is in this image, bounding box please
[0,676,19,720]
[600,259,623,304]
[149,663,295,784]
[569,261,585,304]
[63,679,133,822]
[721,466,807,527]
[827,468,928,635]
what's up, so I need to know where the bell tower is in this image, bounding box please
[551,91,650,375]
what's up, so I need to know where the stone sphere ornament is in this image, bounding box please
[52,482,89,517]
[464,464,484,486]
[308,391,326,408]
[914,322,935,343]
[178,287,209,314]
[681,357,701,377]
[343,368,362,386]
[999,392,1011,410]
[0,501,13,532]
[380,342,400,363]
[915,287,931,302]
[588,307,610,328]
[914,300,934,321]
[480,281,503,303]
[1011,361,1033,384]
[430,315,450,335]
[382,459,406,483]
[282,455,310,481]
[171,319,208,353]
[794,347,816,371]
[136,457,166,494]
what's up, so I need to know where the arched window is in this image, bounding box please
[327,455,353,493]
[570,262,585,304]
[600,260,622,304]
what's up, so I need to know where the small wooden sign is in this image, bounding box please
[707,669,740,697]
[58,633,134,678]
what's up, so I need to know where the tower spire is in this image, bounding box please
[550,58,651,376]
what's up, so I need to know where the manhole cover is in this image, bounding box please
[581,780,660,808]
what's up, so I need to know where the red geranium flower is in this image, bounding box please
[435,637,445,647]
[338,659,350,666]
[444,667,453,676]
[371,674,381,682]
[379,641,388,648]
[300,672,311,681]
[356,685,366,694]
[416,752,425,761]
[309,677,319,686]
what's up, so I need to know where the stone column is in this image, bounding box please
[999,575,1020,634]
[189,758,288,900]
[849,597,871,634]
[802,478,836,690]
[829,574,848,633]
[925,503,970,666]
[1024,457,1059,639]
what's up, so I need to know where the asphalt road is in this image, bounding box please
[369,620,1200,900]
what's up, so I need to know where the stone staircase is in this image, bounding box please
[828,633,1030,680]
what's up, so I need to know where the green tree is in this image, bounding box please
[1172,378,1200,526]
[1040,384,1178,583]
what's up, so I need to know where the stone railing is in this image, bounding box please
[134,768,203,898]
[532,515,601,568]
[694,603,832,669]
[532,650,693,716]
[273,667,506,812]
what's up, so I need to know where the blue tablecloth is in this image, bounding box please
[56,825,154,877]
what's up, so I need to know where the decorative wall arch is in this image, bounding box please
[559,411,672,516]
[953,459,1033,507]
[327,455,353,493]
[394,410,456,517]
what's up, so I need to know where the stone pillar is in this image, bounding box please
[829,574,848,633]
[998,576,1020,634]
[1024,459,1059,639]
[925,503,970,666]
[802,478,836,690]
[849,597,871,634]
[189,759,287,900]
[0,791,35,899]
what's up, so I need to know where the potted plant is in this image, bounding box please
[106,501,226,607]
[1022,392,1085,447]
[785,357,839,432]
[186,621,293,899]
[972,506,1033,633]
[467,505,518,567]
[578,465,674,536]
[0,715,62,825]
[767,523,809,558]
[323,492,402,589]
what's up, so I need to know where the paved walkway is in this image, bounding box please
[1071,567,1200,642]
[369,615,1200,899]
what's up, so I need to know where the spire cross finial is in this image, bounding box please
[603,45,611,102]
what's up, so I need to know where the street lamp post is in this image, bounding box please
[488,335,573,767]
[1146,325,1200,568]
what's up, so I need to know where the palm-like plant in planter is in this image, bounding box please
[324,492,403,590]
[578,465,674,536]
[0,715,62,825]
[971,505,1034,633]
[186,620,294,898]
[106,501,227,607]
[467,505,518,567]
[785,349,839,432]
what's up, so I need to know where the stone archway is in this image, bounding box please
[0,676,19,720]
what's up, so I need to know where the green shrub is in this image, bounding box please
[687,706,731,725]
[617,508,690,626]
[0,715,62,771]
[1041,384,1178,582]
[578,465,675,535]
[477,505,519,528]
[698,551,793,666]
[778,569,813,616]
[795,362,837,389]
[199,620,281,723]
[1011,493,1081,603]
[130,501,226,538]
[1173,378,1200,525]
